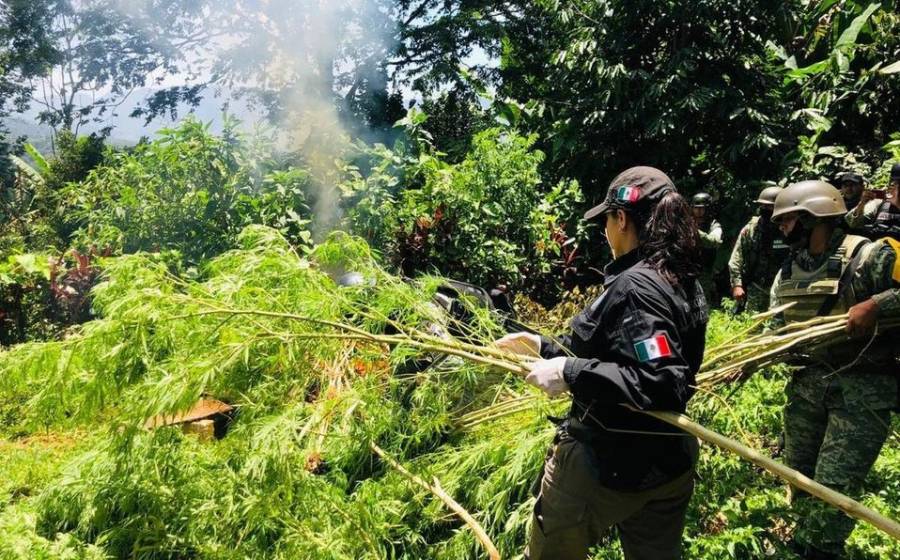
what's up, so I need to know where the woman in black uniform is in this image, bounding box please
[497,166,708,560]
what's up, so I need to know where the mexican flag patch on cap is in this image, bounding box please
[616,185,641,203]
[634,334,672,362]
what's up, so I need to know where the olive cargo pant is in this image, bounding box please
[525,435,695,560]
[784,374,892,555]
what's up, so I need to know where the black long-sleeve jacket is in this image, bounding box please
[541,249,708,490]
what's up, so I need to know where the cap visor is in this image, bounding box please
[584,202,610,221]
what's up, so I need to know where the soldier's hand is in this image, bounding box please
[860,189,876,206]
[846,299,879,338]
[732,286,746,302]
[494,332,541,357]
[852,190,876,216]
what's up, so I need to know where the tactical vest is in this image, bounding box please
[775,235,869,323]
[864,201,900,241]
[774,234,893,367]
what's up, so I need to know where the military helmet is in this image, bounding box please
[756,186,782,206]
[691,192,712,207]
[771,180,847,221]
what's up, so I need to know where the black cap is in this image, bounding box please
[584,166,676,221]
[891,163,900,181]
[834,171,864,185]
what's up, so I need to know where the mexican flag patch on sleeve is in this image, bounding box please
[634,334,672,362]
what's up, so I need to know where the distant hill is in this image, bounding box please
[97,87,264,141]
[3,86,267,157]
[1,116,137,156]
[2,117,54,154]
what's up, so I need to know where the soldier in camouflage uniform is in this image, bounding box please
[845,163,900,241]
[768,180,900,560]
[728,186,789,312]
[692,193,724,303]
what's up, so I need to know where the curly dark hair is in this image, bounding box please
[631,191,702,287]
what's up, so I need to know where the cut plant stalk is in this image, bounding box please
[370,442,501,560]
[698,316,900,386]
[640,408,900,541]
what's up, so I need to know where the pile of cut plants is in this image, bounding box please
[1,226,898,559]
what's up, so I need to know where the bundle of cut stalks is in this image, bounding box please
[698,303,900,387]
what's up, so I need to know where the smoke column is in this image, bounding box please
[112,0,399,238]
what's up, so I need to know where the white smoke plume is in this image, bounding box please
[111,0,400,238]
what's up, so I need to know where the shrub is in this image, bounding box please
[64,119,313,264]
[344,124,584,301]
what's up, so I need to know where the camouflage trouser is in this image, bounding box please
[699,271,719,308]
[525,435,695,560]
[743,283,771,314]
[784,375,892,554]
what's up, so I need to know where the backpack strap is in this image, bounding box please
[781,252,794,281]
[816,238,869,317]
[882,237,900,283]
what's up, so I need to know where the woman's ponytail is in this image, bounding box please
[635,191,702,287]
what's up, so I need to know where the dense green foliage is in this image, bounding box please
[3,116,585,342]
[64,119,313,263]
[5,0,900,283]
[396,0,900,231]
[0,250,100,345]
[0,229,896,559]
[1,134,109,256]
[344,121,584,299]
[1,120,317,344]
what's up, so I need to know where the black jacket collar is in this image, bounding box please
[603,248,643,285]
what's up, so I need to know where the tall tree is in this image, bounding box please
[391,0,510,91]
[28,0,209,146]
[391,1,900,204]
[0,0,58,177]
[505,1,797,194]
[197,0,404,137]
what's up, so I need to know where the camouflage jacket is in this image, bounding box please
[698,219,723,249]
[728,216,789,290]
[698,219,727,276]
[845,199,900,240]
[845,199,882,230]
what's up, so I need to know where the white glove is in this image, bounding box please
[494,332,542,357]
[525,357,570,397]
